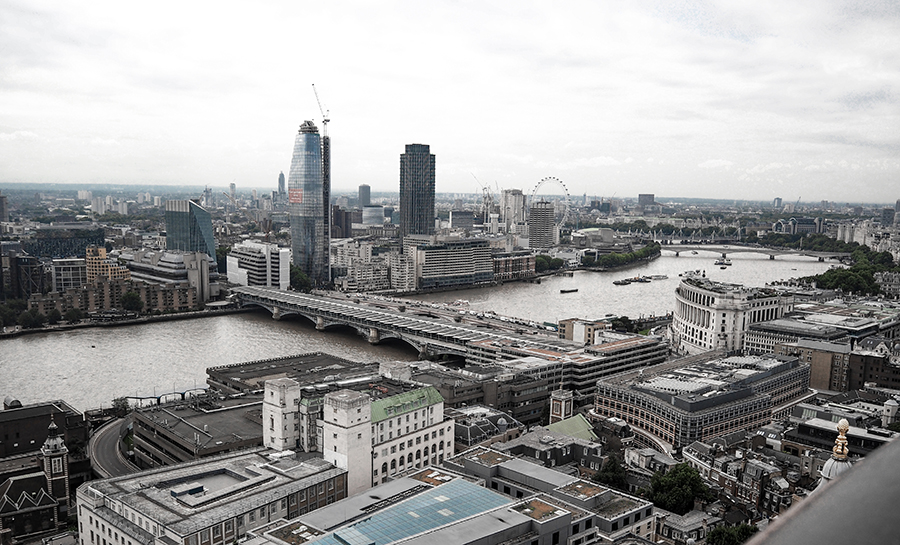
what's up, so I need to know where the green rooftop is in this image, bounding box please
[371,386,444,423]
[545,414,599,442]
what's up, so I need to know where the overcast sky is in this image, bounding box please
[1,1,898,203]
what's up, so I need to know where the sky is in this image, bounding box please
[1,1,898,204]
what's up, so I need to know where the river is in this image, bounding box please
[0,251,833,412]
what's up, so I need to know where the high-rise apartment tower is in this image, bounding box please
[528,201,557,249]
[399,144,435,237]
[288,121,327,284]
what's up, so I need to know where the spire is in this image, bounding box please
[814,418,853,492]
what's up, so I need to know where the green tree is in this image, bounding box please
[111,397,130,417]
[887,421,900,433]
[549,257,565,270]
[592,454,628,490]
[535,255,550,273]
[121,291,144,312]
[216,246,231,274]
[646,463,713,516]
[290,265,312,292]
[17,308,46,329]
[707,524,758,545]
[46,308,62,325]
[65,308,84,324]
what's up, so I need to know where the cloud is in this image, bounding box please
[0,130,40,141]
[698,159,733,169]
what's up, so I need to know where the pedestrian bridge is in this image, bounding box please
[231,286,569,361]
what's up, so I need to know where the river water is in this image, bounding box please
[0,251,833,411]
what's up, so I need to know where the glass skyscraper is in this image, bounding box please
[288,121,327,284]
[399,144,435,237]
[164,200,216,260]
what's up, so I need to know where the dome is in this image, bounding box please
[814,418,853,492]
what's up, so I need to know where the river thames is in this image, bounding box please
[0,250,834,411]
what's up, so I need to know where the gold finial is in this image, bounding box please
[832,418,850,460]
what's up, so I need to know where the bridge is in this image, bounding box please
[661,244,850,261]
[231,286,575,361]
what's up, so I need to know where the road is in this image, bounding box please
[88,418,140,478]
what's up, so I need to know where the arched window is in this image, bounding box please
[399,456,405,466]
[390,459,396,470]
[431,444,436,454]
[407,453,413,465]
[381,462,387,474]
[415,449,421,459]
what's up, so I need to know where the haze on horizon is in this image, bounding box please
[1,1,898,203]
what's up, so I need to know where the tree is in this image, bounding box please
[17,308,46,329]
[646,463,713,516]
[707,524,758,545]
[111,397,130,417]
[46,308,62,325]
[549,257,565,270]
[65,308,84,324]
[290,265,312,292]
[593,454,628,490]
[216,246,231,274]
[121,291,144,312]
[535,255,550,273]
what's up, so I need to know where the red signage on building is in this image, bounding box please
[289,188,303,204]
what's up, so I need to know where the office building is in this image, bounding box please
[119,249,216,303]
[774,197,783,209]
[399,144,435,237]
[358,184,370,206]
[775,339,851,391]
[164,200,216,261]
[405,237,493,290]
[882,207,895,227]
[226,240,290,290]
[528,200,557,248]
[277,171,285,198]
[288,121,328,284]
[593,354,809,451]
[264,381,453,496]
[76,449,347,545]
[500,188,526,226]
[671,273,792,355]
[0,191,8,222]
[638,194,655,206]
[743,318,847,355]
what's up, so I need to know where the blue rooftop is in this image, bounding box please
[310,479,512,545]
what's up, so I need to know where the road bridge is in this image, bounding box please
[662,244,850,261]
[231,286,575,362]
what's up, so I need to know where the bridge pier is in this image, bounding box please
[316,316,325,331]
[368,327,380,344]
[419,346,429,359]
[272,307,281,320]
[675,251,679,257]
[819,257,824,262]
[721,252,727,259]
[769,255,775,260]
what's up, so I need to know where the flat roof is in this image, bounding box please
[81,449,344,535]
[306,478,513,545]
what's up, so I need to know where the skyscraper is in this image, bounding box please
[288,121,327,284]
[528,201,557,249]
[277,171,286,198]
[0,191,8,223]
[500,189,526,227]
[399,144,435,237]
[358,184,371,206]
[164,200,217,261]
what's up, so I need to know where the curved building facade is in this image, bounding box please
[671,274,792,355]
[288,121,327,284]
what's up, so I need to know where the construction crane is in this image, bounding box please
[312,84,329,136]
[222,192,238,223]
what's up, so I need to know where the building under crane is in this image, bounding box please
[313,84,331,282]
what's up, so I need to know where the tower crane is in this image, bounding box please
[222,192,238,223]
[312,84,329,136]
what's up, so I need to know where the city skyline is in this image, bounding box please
[1,1,898,202]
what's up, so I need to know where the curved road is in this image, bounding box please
[89,418,140,478]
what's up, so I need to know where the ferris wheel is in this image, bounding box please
[530,176,572,227]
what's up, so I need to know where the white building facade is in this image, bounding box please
[227,241,290,290]
[671,274,793,355]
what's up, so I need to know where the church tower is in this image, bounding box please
[549,388,574,424]
[41,416,70,524]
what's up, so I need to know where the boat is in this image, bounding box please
[714,258,732,266]
[613,279,632,285]
[720,266,727,269]
[560,288,578,294]
[632,276,651,283]
[649,274,668,280]
[691,250,698,255]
